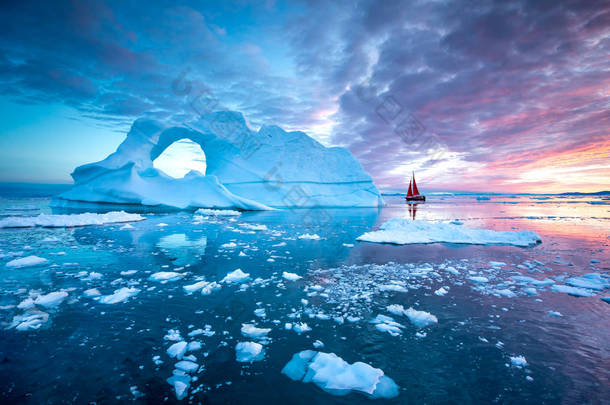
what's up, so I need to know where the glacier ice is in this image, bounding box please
[282,350,399,399]
[52,111,383,210]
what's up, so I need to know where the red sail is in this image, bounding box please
[407,179,413,197]
[412,173,420,196]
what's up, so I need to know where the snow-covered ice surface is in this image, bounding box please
[1,191,609,403]
[358,218,541,247]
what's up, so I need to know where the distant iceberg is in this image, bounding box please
[52,111,383,210]
[357,219,541,247]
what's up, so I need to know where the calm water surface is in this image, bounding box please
[0,187,608,404]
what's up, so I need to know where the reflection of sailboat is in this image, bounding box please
[406,172,425,202]
[407,203,418,220]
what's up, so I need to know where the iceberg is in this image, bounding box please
[282,350,399,399]
[357,219,541,247]
[52,111,383,210]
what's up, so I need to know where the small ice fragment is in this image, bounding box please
[282,272,302,281]
[241,323,271,339]
[167,341,188,359]
[403,308,438,328]
[510,355,527,368]
[34,291,68,308]
[99,287,140,304]
[293,322,311,334]
[313,340,324,348]
[6,255,48,268]
[221,269,250,283]
[235,341,265,362]
[298,233,320,240]
[175,360,199,373]
[469,276,489,283]
[149,272,185,282]
[434,287,448,296]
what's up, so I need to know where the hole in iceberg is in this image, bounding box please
[152,139,206,178]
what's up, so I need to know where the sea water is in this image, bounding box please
[0,185,608,403]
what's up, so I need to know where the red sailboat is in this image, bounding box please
[405,172,425,202]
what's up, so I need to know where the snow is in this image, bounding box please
[282,351,399,399]
[52,111,383,210]
[222,268,250,283]
[6,255,48,268]
[235,341,265,362]
[149,272,186,282]
[0,211,144,228]
[357,219,541,247]
[282,272,302,281]
[34,291,68,308]
[241,323,271,339]
[99,287,140,304]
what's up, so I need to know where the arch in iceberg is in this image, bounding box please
[53,111,384,210]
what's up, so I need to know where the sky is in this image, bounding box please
[0,0,608,192]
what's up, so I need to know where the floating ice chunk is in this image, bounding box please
[298,233,320,240]
[241,224,268,231]
[434,287,448,296]
[18,298,35,309]
[9,310,50,331]
[489,261,506,267]
[221,242,237,249]
[167,375,190,400]
[201,281,221,295]
[254,308,266,318]
[34,291,68,308]
[565,274,608,291]
[187,341,202,351]
[469,276,489,283]
[494,288,516,298]
[222,268,250,283]
[313,340,325,348]
[83,288,102,298]
[120,270,138,276]
[241,323,271,339]
[6,255,48,268]
[235,341,265,362]
[164,329,182,341]
[149,272,186,282]
[548,311,562,317]
[386,305,406,317]
[167,341,188,359]
[293,322,311,334]
[282,272,302,281]
[196,208,241,216]
[282,351,399,398]
[444,266,459,275]
[99,287,140,304]
[510,355,527,368]
[378,284,408,293]
[0,211,145,228]
[403,308,438,328]
[372,314,404,336]
[551,285,594,297]
[175,360,199,373]
[183,280,209,293]
[357,219,541,247]
[120,223,134,230]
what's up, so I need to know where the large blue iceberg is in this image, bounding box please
[52,111,383,210]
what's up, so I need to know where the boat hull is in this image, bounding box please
[405,196,426,202]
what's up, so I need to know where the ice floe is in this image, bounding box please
[241,323,271,339]
[282,351,399,398]
[235,341,265,362]
[357,219,541,247]
[222,269,250,283]
[0,211,144,228]
[149,272,186,282]
[34,291,68,308]
[5,255,48,268]
[195,208,242,216]
[282,272,302,281]
[99,287,140,304]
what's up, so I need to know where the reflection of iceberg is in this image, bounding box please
[52,111,383,210]
[157,233,207,267]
